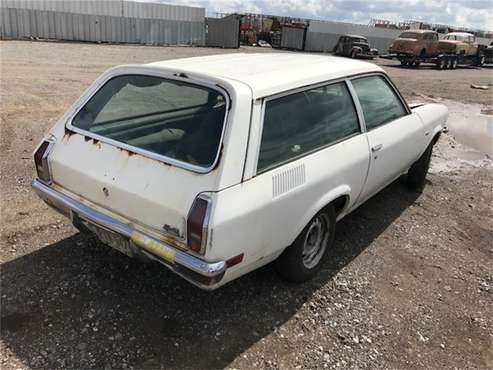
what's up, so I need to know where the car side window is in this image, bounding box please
[257,82,360,172]
[351,75,407,131]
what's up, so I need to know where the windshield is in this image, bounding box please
[351,38,368,43]
[72,75,227,169]
[444,34,469,41]
[399,32,418,39]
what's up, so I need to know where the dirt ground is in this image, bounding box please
[1,40,492,369]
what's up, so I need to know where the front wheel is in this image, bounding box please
[275,206,336,283]
[407,142,433,191]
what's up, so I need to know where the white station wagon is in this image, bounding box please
[32,53,448,290]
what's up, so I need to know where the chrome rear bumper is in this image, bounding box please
[31,179,226,290]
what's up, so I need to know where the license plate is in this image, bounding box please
[74,213,135,257]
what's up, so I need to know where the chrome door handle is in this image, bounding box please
[371,144,383,152]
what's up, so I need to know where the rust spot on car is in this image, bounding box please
[174,72,188,79]
[116,146,137,157]
[63,128,75,138]
[89,138,102,149]
[62,128,76,142]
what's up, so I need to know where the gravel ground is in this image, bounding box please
[1,40,492,369]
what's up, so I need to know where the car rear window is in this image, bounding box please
[399,32,418,39]
[71,75,227,169]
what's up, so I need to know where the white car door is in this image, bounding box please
[350,75,427,201]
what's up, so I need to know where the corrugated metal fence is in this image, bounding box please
[280,26,306,50]
[306,20,401,53]
[205,15,240,48]
[0,0,205,45]
[0,0,204,21]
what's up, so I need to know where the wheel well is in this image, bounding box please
[432,132,441,144]
[329,195,349,217]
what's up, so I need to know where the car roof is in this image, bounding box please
[148,53,382,99]
[345,34,367,39]
[446,32,474,37]
[401,29,435,34]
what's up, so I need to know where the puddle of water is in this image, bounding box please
[445,103,493,158]
[412,97,493,158]
[411,96,493,173]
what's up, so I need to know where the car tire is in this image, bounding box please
[350,50,357,58]
[476,55,485,67]
[275,206,336,283]
[452,57,458,69]
[407,141,433,191]
[437,58,446,70]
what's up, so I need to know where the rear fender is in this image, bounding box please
[289,185,351,245]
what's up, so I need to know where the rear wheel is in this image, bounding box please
[407,142,433,191]
[446,58,453,69]
[275,206,336,282]
[451,57,458,69]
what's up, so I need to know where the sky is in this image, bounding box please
[152,0,493,31]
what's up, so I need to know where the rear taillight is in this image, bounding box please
[34,139,55,183]
[187,195,211,254]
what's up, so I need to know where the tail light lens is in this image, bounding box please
[187,195,211,254]
[34,139,55,184]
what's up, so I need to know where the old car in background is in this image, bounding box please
[438,32,486,65]
[388,30,440,65]
[333,35,378,59]
[439,32,480,56]
[386,30,485,69]
[32,54,448,290]
[255,39,272,48]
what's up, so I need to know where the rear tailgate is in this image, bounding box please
[50,132,218,245]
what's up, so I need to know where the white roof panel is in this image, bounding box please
[148,53,382,98]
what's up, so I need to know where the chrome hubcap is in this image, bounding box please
[302,214,329,269]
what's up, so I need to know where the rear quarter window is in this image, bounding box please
[257,82,360,172]
[71,75,227,170]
